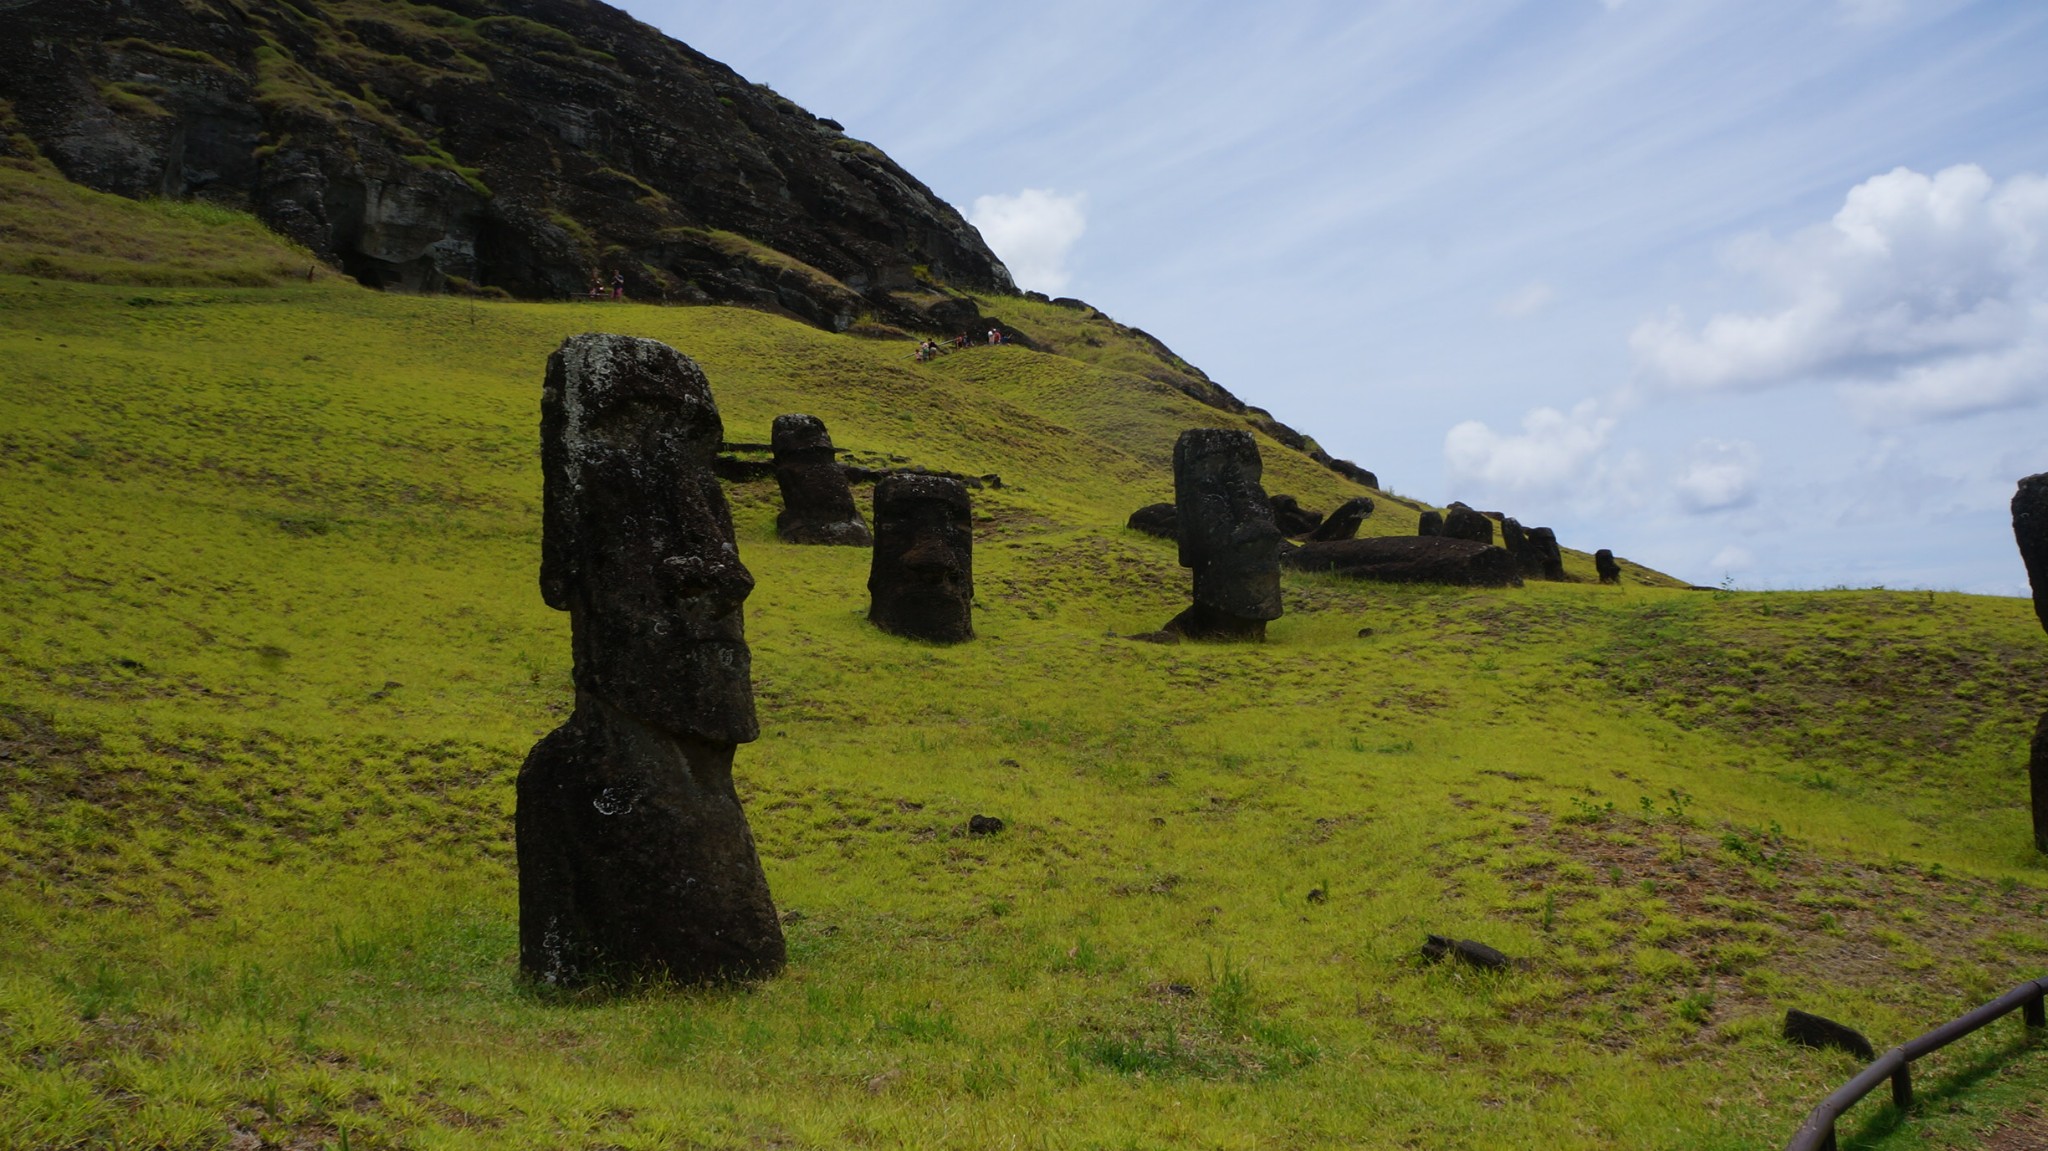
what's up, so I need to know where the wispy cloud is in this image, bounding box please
[969,189,1087,294]
[1495,281,1557,319]
[1674,439,1761,513]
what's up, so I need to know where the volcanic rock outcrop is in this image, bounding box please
[1163,429,1283,640]
[1595,549,1622,584]
[771,414,870,546]
[1127,502,1178,540]
[1284,537,1522,588]
[519,334,784,988]
[869,473,974,643]
[1307,497,1373,543]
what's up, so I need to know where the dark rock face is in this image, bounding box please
[1442,504,1495,546]
[771,414,869,545]
[1782,1009,1876,1061]
[521,333,783,988]
[1308,497,1374,542]
[1127,502,1178,540]
[868,474,974,643]
[1284,537,1523,588]
[1418,510,1444,537]
[1595,549,1622,584]
[0,0,1011,325]
[1267,494,1324,538]
[1422,934,1512,970]
[1163,429,1282,640]
[2015,473,2048,633]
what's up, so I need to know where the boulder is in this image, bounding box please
[2014,473,2048,633]
[1782,1009,1876,1061]
[1161,429,1283,640]
[771,414,871,545]
[968,814,1005,836]
[1421,934,1512,971]
[869,474,975,643]
[1442,503,1495,546]
[1127,502,1178,539]
[1307,496,1375,542]
[1418,510,1444,537]
[1268,494,1325,538]
[1284,537,1523,587]
[1595,549,1622,584]
[520,334,785,988]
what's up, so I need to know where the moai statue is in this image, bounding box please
[2014,473,2048,851]
[868,473,974,643]
[772,413,871,545]
[1307,496,1375,542]
[1527,526,1567,581]
[1442,503,1495,546]
[519,334,784,988]
[1501,517,1539,578]
[1595,549,1622,584]
[1418,510,1444,537]
[1267,494,1324,537]
[1163,428,1282,640]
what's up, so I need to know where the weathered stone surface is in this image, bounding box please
[1500,517,1533,573]
[1442,503,1495,546]
[1526,526,1567,581]
[1596,549,1622,584]
[869,473,974,643]
[1163,429,1282,640]
[1782,1009,1876,1061]
[1268,494,1325,538]
[1284,537,1523,587]
[1422,934,1512,970]
[521,333,783,988]
[771,414,870,545]
[1418,510,1444,537]
[2032,711,2048,854]
[1127,502,1178,539]
[968,814,1005,836]
[1308,497,1374,542]
[2014,473,2048,633]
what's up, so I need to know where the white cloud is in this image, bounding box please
[1495,281,1557,318]
[1674,439,1760,513]
[968,189,1087,294]
[1709,544,1756,574]
[1630,164,2048,423]
[1443,400,1615,495]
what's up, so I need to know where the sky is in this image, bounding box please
[616,0,2048,594]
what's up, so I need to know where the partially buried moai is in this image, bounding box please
[2014,473,2048,852]
[868,473,975,643]
[518,334,784,988]
[772,413,871,545]
[1163,428,1282,640]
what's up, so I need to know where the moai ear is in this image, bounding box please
[539,347,577,611]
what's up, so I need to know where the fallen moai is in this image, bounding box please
[1268,493,1325,538]
[520,333,785,988]
[1162,428,1283,640]
[1127,502,1178,539]
[771,413,871,545]
[869,473,975,643]
[1284,536,1523,587]
[1307,496,1375,542]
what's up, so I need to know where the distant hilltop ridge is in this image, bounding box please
[0,0,1379,489]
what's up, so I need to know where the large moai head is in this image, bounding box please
[540,334,757,743]
[1308,496,1375,543]
[1442,504,1495,546]
[1527,526,1567,581]
[1418,510,1444,536]
[2015,473,2048,633]
[771,413,871,546]
[1595,548,1622,584]
[868,473,975,642]
[1175,428,1283,623]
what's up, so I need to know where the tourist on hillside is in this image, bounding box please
[612,270,625,301]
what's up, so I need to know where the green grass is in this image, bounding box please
[3,174,2048,1150]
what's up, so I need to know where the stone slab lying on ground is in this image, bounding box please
[1283,536,1522,587]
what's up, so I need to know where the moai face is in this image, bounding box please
[1174,429,1282,622]
[540,334,757,743]
[771,413,870,546]
[869,473,974,642]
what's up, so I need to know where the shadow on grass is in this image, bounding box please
[1838,1030,2045,1150]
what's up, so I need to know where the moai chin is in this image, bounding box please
[772,413,872,546]
[1163,428,1282,640]
[519,333,785,988]
[868,473,975,643]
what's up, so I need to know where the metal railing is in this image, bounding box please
[1784,976,2048,1151]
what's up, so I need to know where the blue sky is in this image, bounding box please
[618,0,2048,593]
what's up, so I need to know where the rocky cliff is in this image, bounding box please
[0,0,1013,331]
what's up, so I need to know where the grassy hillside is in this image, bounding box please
[3,172,2048,1150]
